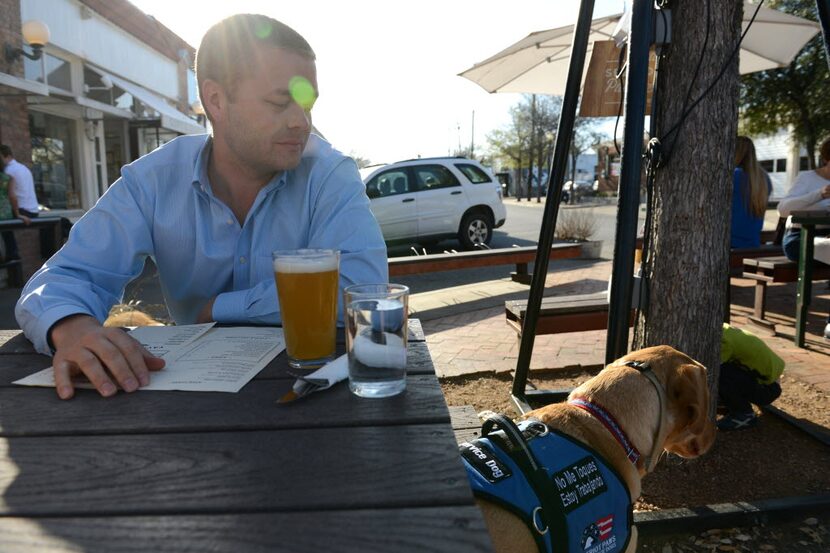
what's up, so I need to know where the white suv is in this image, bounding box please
[360,157,507,249]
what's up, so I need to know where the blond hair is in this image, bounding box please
[735,136,768,218]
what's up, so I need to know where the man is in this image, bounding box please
[15,14,387,400]
[0,144,39,259]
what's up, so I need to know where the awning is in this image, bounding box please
[88,66,204,135]
[0,70,49,96]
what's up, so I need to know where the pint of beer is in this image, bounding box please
[272,249,340,369]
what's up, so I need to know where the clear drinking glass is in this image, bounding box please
[272,249,340,369]
[344,284,409,398]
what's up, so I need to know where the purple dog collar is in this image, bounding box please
[568,397,641,466]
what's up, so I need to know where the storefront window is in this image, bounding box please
[29,112,80,209]
[104,119,126,188]
[24,53,72,91]
[141,127,178,154]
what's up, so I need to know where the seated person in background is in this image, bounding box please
[15,14,387,400]
[717,323,784,431]
[731,136,770,249]
[777,136,830,339]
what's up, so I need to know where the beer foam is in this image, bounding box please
[273,253,338,273]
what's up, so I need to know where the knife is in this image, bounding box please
[276,354,349,404]
[277,375,328,404]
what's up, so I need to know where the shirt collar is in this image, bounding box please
[191,135,288,196]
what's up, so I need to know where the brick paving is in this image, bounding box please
[419,259,830,395]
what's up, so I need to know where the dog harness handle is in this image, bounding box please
[481,414,569,553]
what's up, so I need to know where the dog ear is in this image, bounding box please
[666,363,710,437]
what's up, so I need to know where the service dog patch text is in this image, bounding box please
[551,456,609,513]
[459,441,513,483]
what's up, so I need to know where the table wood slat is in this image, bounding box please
[0,506,492,553]
[0,332,42,355]
[0,375,449,437]
[0,425,472,516]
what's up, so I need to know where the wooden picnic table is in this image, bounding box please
[792,210,830,347]
[0,321,493,552]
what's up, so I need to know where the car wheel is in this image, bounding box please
[458,211,493,250]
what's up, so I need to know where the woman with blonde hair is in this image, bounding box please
[731,136,770,248]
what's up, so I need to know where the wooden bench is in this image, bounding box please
[742,255,830,329]
[505,221,786,337]
[505,292,635,336]
[388,243,584,284]
[729,244,782,270]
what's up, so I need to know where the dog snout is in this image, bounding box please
[669,420,716,458]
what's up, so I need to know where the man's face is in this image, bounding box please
[215,45,317,175]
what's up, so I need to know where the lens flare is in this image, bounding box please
[289,76,317,111]
[254,21,273,39]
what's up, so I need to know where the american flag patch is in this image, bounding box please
[596,514,613,540]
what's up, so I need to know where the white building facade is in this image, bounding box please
[1,0,203,220]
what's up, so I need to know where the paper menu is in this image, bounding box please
[13,324,286,393]
[128,322,215,359]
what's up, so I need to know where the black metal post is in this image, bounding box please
[605,0,654,364]
[817,0,830,68]
[511,0,596,413]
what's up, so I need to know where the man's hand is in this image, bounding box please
[49,314,165,400]
[16,214,31,225]
[820,185,830,199]
[196,297,216,324]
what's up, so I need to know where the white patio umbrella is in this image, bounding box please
[459,2,820,95]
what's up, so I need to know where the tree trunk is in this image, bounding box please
[528,94,537,202]
[516,151,523,200]
[633,1,742,417]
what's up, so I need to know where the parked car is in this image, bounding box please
[360,157,507,249]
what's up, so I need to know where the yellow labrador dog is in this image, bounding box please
[463,345,715,553]
[104,308,164,328]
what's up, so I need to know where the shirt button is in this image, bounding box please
[227,219,234,225]
[240,256,246,264]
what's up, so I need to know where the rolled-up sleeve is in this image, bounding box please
[15,171,154,354]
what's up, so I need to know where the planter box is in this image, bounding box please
[579,240,603,259]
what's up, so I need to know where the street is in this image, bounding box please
[388,197,641,260]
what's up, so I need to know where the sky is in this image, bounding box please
[130,0,624,164]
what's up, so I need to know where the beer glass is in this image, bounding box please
[344,284,409,398]
[272,249,340,369]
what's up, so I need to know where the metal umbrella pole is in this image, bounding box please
[605,0,654,364]
[511,0,596,414]
[817,0,830,68]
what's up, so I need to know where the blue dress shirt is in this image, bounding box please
[16,133,388,354]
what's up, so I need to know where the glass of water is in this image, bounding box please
[344,284,409,398]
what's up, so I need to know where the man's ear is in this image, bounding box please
[200,79,226,125]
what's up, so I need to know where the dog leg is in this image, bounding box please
[477,499,538,553]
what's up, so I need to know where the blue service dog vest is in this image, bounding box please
[461,419,632,553]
